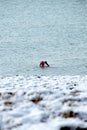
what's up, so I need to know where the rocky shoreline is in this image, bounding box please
[0,75,87,130]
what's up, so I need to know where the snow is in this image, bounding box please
[0,75,87,130]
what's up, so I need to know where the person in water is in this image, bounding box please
[39,61,50,68]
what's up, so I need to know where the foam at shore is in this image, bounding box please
[0,75,87,130]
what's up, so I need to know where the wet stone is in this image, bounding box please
[4,101,13,106]
[60,126,71,130]
[30,96,43,104]
[62,111,78,118]
[76,127,87,130]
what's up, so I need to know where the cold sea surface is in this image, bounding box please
[0,0,87,76]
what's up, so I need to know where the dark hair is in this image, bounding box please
[45,61,47,64]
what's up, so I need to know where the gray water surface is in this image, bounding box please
[0,0,87,76]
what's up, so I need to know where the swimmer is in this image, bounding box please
[39,61,50,68]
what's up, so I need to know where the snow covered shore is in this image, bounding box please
[0,75,87,130]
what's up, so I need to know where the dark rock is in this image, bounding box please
[30,96,43,104]
[4,101,13,106]
[60,126,71,130]
[62,111,78,118]
[0,92,2,97]
[74,83,77,86]
[76,127,87,130]
[7,92,15,96]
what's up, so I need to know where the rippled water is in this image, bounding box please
[0,0,87,76]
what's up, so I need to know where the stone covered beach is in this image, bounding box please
[0,75,87,130]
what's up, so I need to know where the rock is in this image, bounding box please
[62,111,78,118]
[30,96,43,104]
[4,101,13,106]
[60,126,71,130]
[0,92,2,97]
[76,127,87,130]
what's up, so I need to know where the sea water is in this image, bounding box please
[0,0,87,76]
